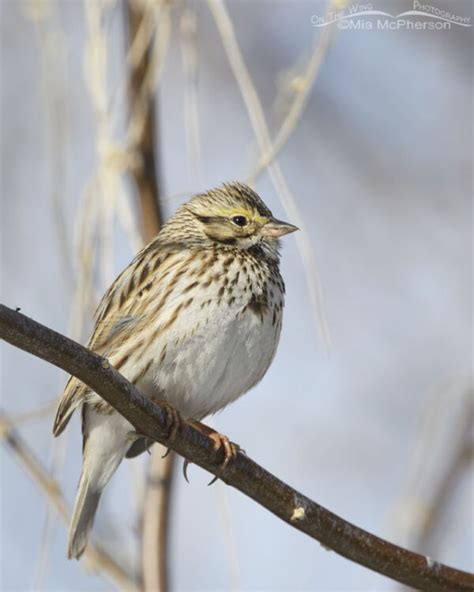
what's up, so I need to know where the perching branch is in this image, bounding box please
[1,304,473,592]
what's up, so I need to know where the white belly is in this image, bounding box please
[140,296,280,419]
[109,252,284,421]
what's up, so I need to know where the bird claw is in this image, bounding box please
[182,459,191,483]
[207,435,241,485]
[207,474,219,486]
[153,399,183,443]
[209,431,240,470]
[207,432,242,487]
[182,421,242,485]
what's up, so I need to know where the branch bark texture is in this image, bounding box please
[1,304,473,592]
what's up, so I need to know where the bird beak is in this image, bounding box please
[260,218,299,238]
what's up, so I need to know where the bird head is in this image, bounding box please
[168,182,298,254]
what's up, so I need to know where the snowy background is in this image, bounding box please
[1,0,472,590]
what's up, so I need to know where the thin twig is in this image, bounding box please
[127,0,162,243]
[22,7,75,584]
[207,0,331,349]
[248,0,340,183]
[1,305,473,592]
[179,5,202,187]
[0,411,137,591]
[413,396,473,553]
[387,385,472,550]
[23,0,74,289]
[214,480,241,591]
[140,447,175,592]
[6,398,57,426]
[395,390,473,592]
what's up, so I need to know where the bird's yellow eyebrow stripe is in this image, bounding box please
[215,207,269,224]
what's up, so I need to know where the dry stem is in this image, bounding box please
[126,3,174,591]
[207,0,331,349]
[0,411,137,591]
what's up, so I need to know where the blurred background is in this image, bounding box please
[1,0,472,590]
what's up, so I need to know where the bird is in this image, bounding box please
[53,181,298,559]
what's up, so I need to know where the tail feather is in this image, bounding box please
[67,408,132,558]
[53,377,87,437]
[68,470,101,559]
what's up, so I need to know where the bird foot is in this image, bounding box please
[208,431,239,469]
[152,399,183,444]
[188,420,241,485]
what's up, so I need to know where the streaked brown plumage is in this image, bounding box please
[53,182,297,559]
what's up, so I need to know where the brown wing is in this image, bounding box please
[52,243,173,437]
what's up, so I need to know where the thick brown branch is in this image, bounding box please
[1,304,473,592]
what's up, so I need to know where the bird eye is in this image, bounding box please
[231,215,248,227]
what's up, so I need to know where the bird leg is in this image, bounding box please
[189,420,240,470]
[151,398,183,445]
[129,401,182,458]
